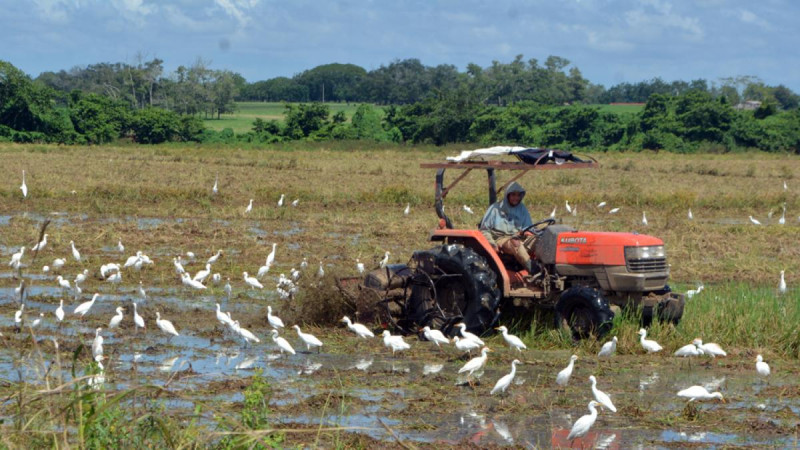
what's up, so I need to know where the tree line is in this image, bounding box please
[1,57,798,152]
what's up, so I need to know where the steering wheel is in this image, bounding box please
[521,218,556,237]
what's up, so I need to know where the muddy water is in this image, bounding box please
[1,214,799,447]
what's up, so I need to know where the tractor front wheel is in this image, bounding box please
[555,286,614,340]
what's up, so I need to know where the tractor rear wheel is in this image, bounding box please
[412,244,501,337]
[555,286,614,340]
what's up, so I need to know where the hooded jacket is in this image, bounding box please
[479,181,533,244]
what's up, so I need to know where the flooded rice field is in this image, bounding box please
[2,212,800,448]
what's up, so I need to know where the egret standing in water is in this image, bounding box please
[74,293,99,317]
[133,302,145,333]
[267,305,285,329]
[677,385,725,402]
[293,325,323,352]
[589,375,617,412]
[458,347,491,382]
[491,359,521,396]
[55,299,65,322]
[243,272,263,289]
[381,330,411,355]
[567,401,600,441]
[271,329,295,356]
[156,312,180,340]
[556,355,578,387]
[109,307,124,329]
[341,316,374,338]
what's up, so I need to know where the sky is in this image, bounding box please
[2,0,799,92]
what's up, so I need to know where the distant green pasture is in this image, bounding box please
[204,102,381,133]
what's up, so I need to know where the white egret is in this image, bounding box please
[290,268,300,281]
[69,241,81,262]
[463,205,474,214]
[597,336,617,357]
[694,338,726,357]
[686,283,704,299]
[749,215,762,225]
[32,234,48,252]
[55,299,64,322]
[381,330,411,355]
[215,304,232,327]
[572,204,578,216]
[224,278,232,299]
[117,239,125,253]
[155,312,180,339]
[609,207,620,214]
[495,325,526,352]
[556,355,578,387]
[779,270,787,294]
[491,359,521,396]
[74,269,88,285]
[207,249,223,265]
[293,325,323,352]
[185,251,195,260]
[677,385,725,402]
[173,257,186,275]
[567,401,600,441]
[458,346,491,378]
[56,276,71,292]
[688,208,694,220]
[379,251,390,269]
[133,302,145,332]
[257,262,271,279]
[31,313,44,327]
[265,243,277,268]
[341,316,374,338]
[8,246,24,269]
[300,257,308,269]
[642,211,648,226]
[403,203,410,215]
[779,205,786,225]
[109,307,124,329]
[756,354,770,377]
[589,375,617,412]
[596,201,607,208]
[317,262,325,278]
[356,258,365,274]
[245,199,253,214]
[233,321,260,346]
[674,341,703,357]
[278,194,285,207]
[271,329,295,355]
[549,206,557,218]
[52,258,66,270]
[43,265,50,273]
[267,305,285,329]
[106,272,122,284]
[638,328,663,353]
[74,293,99,317]
[565,200,572,214]
[291,198,299,206]
[193,263,211,283]
[14,304,24,326]
[92,328,104,358]
[212,175,218,195]
[20,170,27,198]
[101,262,120,279]
[243,272,263,289]
[456,322,485,345]
[784,180,788,191]
[137,281,147,301]
[453,336,481,355]
[123,251,142,268]
[181,272,207,290]
[211,273,221,285]
[421,326,450,347]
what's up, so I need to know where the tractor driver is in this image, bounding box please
[479,181,542,279]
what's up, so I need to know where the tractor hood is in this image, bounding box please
[536,227,664,266]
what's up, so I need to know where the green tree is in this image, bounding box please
[283,103,330,138]
[70,93,131,144]
[130,107,180,144]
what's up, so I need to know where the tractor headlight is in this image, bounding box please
[625,245,665,260]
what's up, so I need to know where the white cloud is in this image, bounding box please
[32,0,74,23]
[624,2,704,40]
[214,0,260,27]
[738,9,771,30]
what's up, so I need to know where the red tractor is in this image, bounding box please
[341,148,684,339]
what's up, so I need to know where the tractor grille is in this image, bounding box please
[627,257,668,273]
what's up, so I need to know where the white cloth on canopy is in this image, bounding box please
[446,146,535,162]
